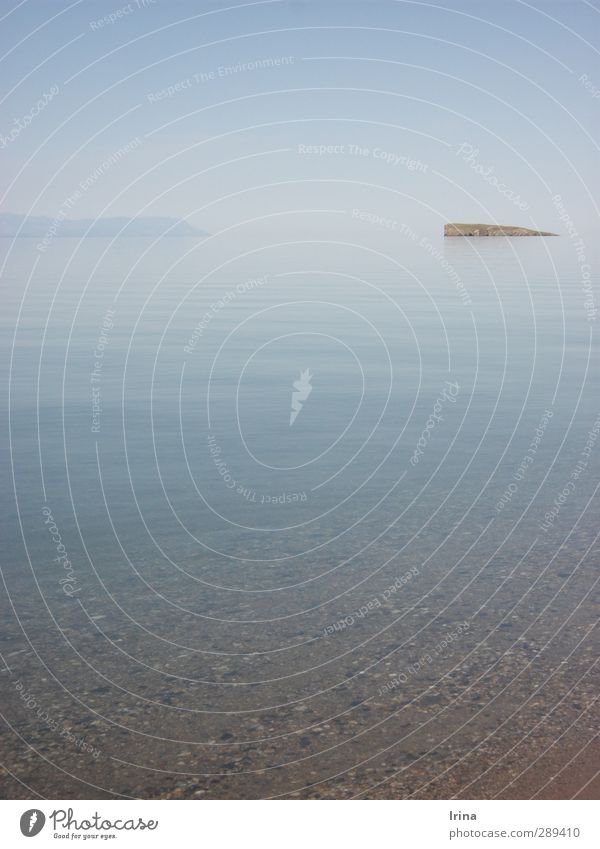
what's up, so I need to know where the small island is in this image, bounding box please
[445,223,558,237]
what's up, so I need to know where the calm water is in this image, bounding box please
[1,235,599,798]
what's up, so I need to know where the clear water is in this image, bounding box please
[1,235,598,798]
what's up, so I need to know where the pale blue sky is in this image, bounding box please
[1,0,598,238]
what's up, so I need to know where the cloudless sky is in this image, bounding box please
[1,0,599,239]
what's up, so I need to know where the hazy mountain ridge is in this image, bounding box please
[0,213,208,238]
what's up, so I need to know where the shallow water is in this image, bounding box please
[1,235,599,798]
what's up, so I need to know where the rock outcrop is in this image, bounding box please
[444,223,558,237]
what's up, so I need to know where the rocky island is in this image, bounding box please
[445,223,558,237]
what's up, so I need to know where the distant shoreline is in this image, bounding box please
[0,212,207,239]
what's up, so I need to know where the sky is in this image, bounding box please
[0,0,599,240]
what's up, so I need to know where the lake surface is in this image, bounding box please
[1,234,599,798]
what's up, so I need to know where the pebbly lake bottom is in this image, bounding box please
[2,503,599,799]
